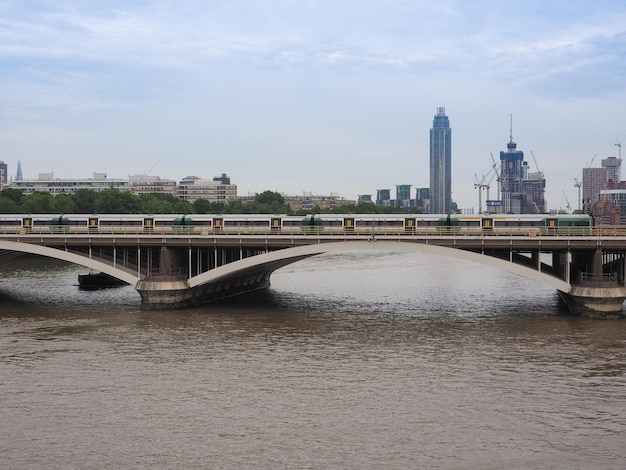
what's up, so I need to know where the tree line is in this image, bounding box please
[0,188,419,215]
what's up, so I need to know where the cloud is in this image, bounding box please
[1,0,626,210]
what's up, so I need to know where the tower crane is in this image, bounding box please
[587,154,596,168]
[490,152,501,196]
[474,173,489,213]
[573,175,582,211]
[530,151,544,176]
[573,155,596,212]
[562,190,572,214]
[616,133,625,159]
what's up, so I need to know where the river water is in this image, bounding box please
[1,252,625,469]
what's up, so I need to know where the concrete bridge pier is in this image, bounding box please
[135,246,275,309]
[135,271,272,310]
[559,249,626,319]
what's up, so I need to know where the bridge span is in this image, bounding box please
[2,227,626,318]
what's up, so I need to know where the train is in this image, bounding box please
[0,213,593,236]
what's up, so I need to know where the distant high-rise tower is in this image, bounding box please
[429,107,451,214]
[500,116,526,214]
[16,160,23,181]
[0,161,7,184]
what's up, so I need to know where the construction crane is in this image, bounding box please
[616,134,625,158]
[530,151,544,176]
[573,176,582,211]
[562,190,572,214]
[490,152,501,196]
[144,160,161,175]
[573,155,597,212]
[474,173,489,213]
[587,154,596,168]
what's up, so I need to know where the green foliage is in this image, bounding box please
[0,195,18,213]
[0,188,420,215]
[52,194,77,214]
[94,189,143,214]
[20,192,54,213]
[73,189,97,213]
[255,190,285,206]
[1,188,24,206]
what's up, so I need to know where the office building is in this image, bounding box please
[429,107,451,214]
[395,185,412,208]
[415,187,430,213]
[376,189,391,207]
[582,167,609,214]
[129,174,177,197]
[9,172,131,195]
[177,174,237,204]
[357,194,372,205]
[283,193,352,211]
[602,156,622,184]
[0,161,7,184]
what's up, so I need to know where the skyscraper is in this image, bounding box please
[16,161,23,181]
[499,117,546,214]
[499,119,526,214]
[429,107,451,214]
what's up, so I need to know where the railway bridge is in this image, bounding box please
[2,226,626,318]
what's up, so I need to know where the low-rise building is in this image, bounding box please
[8,172,131,195]
[283,192,353,211]
[129,174,177,197]
[177,174,237,204]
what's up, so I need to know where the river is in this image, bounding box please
[1,252,625,469]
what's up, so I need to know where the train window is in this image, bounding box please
[99,220,142,226]
[356,220,403,227]
[223,220,270,226]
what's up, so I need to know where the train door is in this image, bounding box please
[482,217,493,232]
[405,217,416,234]
[344,217,355,233]
[213,217,223,233]
[144,217,154,234]
[546,218,557,234]
[271,217,281,233]
[23,217,32,234]
[89,217,98,234]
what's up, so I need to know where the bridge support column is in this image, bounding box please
[559,249,626,319]
[135,272,272,310]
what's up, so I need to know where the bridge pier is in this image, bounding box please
[136,272,272,310]
[559,249,626,319]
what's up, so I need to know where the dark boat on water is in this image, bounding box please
[78,272,129,289]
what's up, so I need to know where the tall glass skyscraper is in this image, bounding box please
[429,107,451,214]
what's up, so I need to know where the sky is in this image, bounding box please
[1,0,625,212]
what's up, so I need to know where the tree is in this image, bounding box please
[193,199,211,214]
[20,192,55,213]
[94,188,142,213]
[1,188,24,207]
[72,189,97,213]
[53,193,76,213]
[0,195,18,213]
[255,190,285,206]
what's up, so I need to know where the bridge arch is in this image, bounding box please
[189,240,571,292]
[0,240,140,286]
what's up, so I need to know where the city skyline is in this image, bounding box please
[1,1,625,211]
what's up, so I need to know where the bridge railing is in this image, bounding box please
[1,225,626,237]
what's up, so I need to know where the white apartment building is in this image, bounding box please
[177,174,237,203]
[8,172,131,195]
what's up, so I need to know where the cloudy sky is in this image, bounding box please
[1,0,625,211]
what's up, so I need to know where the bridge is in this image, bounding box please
[2,224,626,318]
